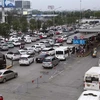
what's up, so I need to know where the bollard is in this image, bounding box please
[11,57,13,67]
[36,78,39,88]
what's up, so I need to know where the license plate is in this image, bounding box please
[87,84,90,86]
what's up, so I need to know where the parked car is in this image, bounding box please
[0,94,3,100]
[6,51,21,60]
[66,37,73,44]
[0,69,18,83]
[31,45,41,53]
[24,47,35,55]
[41,47,55,55]
[42,56,60,68]
[18,49,27,55]
[0,44,9,51]
[53,43,63,49]
[35,53,49,63]
[6,41,14,48]
[13,41,21,46]
[19,54,34,66]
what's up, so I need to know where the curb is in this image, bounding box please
[6,65,12,69]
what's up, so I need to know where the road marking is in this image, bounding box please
[49,70,64,80]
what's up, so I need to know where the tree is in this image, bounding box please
[12,19,20,32]
[29,19,36,33]
[0,23,10,38]
[20,16,28,32]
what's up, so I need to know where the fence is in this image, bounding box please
[11,62,66,95]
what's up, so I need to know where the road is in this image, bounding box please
[0,33,99,100]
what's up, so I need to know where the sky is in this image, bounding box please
[29,0,100,11]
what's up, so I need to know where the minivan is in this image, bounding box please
[42,56,59,68]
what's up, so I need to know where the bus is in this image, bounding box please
[84,67,100,91]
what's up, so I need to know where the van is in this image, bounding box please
[42,56,59,68]
[0,53,6,69]
[78,90,100,100]
[84,67,100,91]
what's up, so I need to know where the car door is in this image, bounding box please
[3,70,13,80]
[52,58,56,66]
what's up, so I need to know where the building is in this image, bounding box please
[15,0,31,9]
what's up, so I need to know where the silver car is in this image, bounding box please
[42,56,60,68]
[0,69,18,83]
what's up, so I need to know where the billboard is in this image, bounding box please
[15,0,30,9]
[15,1,22,8]
[4,0,15,7]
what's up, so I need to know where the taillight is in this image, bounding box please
[0,96,3,100]
[0,76,2,78]
[99,82,100,89]
[83,81,85,87]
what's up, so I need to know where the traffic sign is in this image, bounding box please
[73,39,85,44]
[74,36,77,39]
[80,35,84,39]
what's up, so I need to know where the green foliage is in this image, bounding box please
[0,23,10,38]
[29,19,36,32]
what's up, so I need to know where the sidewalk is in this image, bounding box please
[76,42,100,57]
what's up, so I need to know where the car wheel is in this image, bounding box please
[2,78,6,83]
[14,74,18,78]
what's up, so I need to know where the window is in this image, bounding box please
[44,59,51,62]
[85,77,92,83]
[65,50,68,54]
[56,51,63,54]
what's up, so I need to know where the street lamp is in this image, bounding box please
[53,6,62,26]
[80,0,82,21]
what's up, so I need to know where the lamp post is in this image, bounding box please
[80,0,82,22]
[53,6,61,26]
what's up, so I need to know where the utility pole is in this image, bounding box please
[2,0,5,23]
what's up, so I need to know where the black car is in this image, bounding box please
[36,53,49,63]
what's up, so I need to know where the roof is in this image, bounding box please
[42,47,52,50]
[20,54,30,57]
[85,67,100,75]
[0,69,9,73]
[45,56,54,59]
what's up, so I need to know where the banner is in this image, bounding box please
[4,0,15,7]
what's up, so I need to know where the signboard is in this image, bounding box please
[73,39,85,44]
[4,0,15,7]
[74,36,77,39]
[80,35,84,39]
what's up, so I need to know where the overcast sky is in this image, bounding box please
[29,0,100,11]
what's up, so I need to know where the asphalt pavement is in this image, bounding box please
[0,34,100,100]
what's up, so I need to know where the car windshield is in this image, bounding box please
[56,51,63,54]
[42,50,48,52]
[44,59,51,62]
[85,76,99,83]
[20,57,27,60]
[0,72,2,75]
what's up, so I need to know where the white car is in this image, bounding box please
[36,43,46,49]
[31,45,41,53]
[6,51,20,60]
[24,47,35,55]
[13,41,21,46]
[41,47,55,55]
[18,49,27,55]
[66,37,73,44]
[19,54,34,66]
